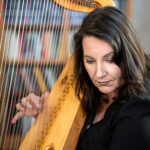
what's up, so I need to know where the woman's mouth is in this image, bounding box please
[97,80,112,86]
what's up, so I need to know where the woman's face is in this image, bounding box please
[83,36,124,96]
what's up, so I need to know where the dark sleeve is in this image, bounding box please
[108,100,150,150]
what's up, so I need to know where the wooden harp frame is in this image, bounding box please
[53,0,115,13]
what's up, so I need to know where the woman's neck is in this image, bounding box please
[108,91,118,103]
[93,94,115,124]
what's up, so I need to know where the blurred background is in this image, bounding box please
[114,0,150,53]
[132,0,150,53]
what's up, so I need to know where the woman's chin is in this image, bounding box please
[98,86,117,95]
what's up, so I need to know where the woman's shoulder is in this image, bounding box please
[118,97,150,119]
[110,97,150,150]
[118,77,150,119]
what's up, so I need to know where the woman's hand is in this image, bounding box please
[11,91,49,124]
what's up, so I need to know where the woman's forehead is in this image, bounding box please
[82,36,114,57]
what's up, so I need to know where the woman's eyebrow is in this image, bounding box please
[83,55,94,59]
[104,51,114,58]
[83,51,114,59]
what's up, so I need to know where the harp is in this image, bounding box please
[0,0,114,149]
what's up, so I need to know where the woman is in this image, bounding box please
[12,6,150,150]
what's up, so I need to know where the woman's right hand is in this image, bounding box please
[11,91,49,124]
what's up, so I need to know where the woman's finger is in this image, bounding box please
[43,91,49,101]
[27,97,40,108]
[39,91,49,105]
[11,111,24,124]
[21,97,32,108]
[27,94,40,108]
[16,103,25,111]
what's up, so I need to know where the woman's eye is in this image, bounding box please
[107,58,114,63]
[86,60,94,64]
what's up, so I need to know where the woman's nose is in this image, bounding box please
[95,63,107,78]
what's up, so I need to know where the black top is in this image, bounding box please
[76,78,150,150]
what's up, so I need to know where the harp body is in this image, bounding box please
[0,0,114,149]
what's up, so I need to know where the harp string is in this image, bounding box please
[11,0,30,147]
[15,1,33,146]
[32,0,46,93]
[39,0,49,93]
[56,1,67,74]
[20,1,41,148]
[12,0,32,146]
[6,0,27,148]
[24,1,43,149]
[49,0,62,88]
[0,0,19,148]
[28,0,41,96]
[48,0,63,92]
[13,0,36,149]
[2,0,31,149]
[0,0,7,99]
[34,0,51,148]
[0,0,47,149]
[44,0,55,90]
[45,0,58,89]
[0,0,7,147]
[0,0,17,148]
[0,0,9,123]
[6,0,37,149]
